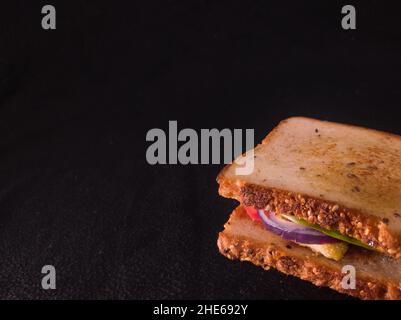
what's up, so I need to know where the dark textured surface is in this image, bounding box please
[0,1,400,299]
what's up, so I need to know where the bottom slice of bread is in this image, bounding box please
[217,206,401,300]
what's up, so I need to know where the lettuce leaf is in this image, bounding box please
[281,214,376,251]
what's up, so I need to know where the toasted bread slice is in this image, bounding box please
[218,117,401,258]
[218,206,401,300]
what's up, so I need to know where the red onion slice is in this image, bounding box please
[258,210,338,244]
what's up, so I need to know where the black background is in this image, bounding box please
[0,0,400,299]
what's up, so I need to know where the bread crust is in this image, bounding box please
[218,207,401,300]
[218,178,401,259]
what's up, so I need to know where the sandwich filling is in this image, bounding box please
[244,206,375,261]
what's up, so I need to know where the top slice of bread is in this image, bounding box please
[218,117,401,258]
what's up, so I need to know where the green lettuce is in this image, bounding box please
[281,214,376,251]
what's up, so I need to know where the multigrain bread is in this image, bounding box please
[218,206,401,300]
[218,117,401,259]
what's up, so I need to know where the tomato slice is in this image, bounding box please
[244,206,262,221]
